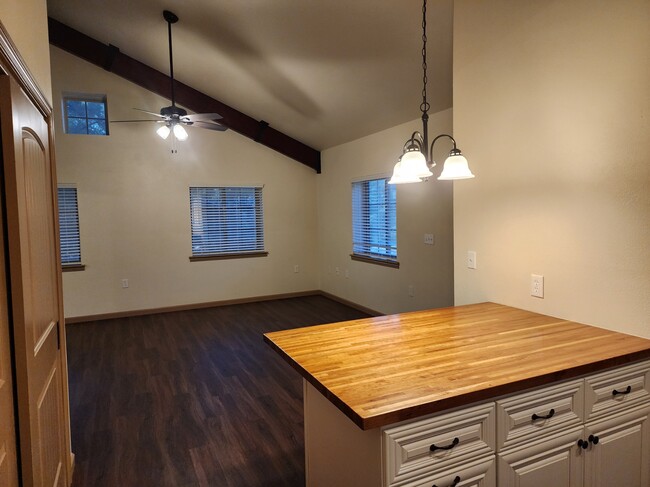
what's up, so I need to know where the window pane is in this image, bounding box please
[66,100,86,118]
[87,120,107,135]
[86,101,106,119]
[67,117,88,134]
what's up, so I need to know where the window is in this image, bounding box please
[351,177,398,267]
[57,186,84,270]
[189,186,267,260]
[63,94,108,135]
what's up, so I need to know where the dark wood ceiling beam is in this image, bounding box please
[47,17,321,173]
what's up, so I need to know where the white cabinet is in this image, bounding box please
[581,360,650,487]
[497,360,650,487]
[382,361,650,487]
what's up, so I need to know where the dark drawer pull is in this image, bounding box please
[577,439,588,449]
[589,434,599,445]
[429,437,459,452]
[432,475,461,487]
[612,385,632,396]
[532,408,555,421]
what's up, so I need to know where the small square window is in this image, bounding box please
[63,94,109,136]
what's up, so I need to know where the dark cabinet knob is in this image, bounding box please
[432,475,461,487]
[532,408,555,421]
[577,439,588,449]
[588,434,599,445]
[430,437,459,452]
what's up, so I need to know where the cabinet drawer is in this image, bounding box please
[496,379,584,451]
[402,454,496,487]
[383,403,495,487]
[585,360,650,421]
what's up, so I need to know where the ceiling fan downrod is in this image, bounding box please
[163,10,179,108]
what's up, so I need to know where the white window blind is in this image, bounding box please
[352,177,397,261]
[57,186,82,265]
[190,186,265,256]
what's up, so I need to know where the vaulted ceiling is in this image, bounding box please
[46,0,453,152]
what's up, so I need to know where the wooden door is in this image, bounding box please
[0,75,67,487]
[0,179,18,483]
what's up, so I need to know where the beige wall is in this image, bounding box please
[317,110,455,315]
[0,0,52,103]
[453,1,650,336]
[51,47,319,318]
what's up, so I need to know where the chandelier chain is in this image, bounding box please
[420,0,430,114]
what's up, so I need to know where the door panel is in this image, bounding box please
[0,163,18,486]
[1,75,67,487]
[584,407,650,487]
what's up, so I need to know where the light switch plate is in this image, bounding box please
[467,251,477,269]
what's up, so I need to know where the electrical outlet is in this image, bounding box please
[344,269,349,279]
[335,267,340,275]
[293,264,300,273]
[531,274,544,298]
[467,251,477,269]
[408,285,415,297]
[424,234,434,245]
[121,279,129,289]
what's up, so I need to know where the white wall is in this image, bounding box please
[51,47,320,318]
[453,1,650,337]
[0,0,52,103]
[317,110,455,315]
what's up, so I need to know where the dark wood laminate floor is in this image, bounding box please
[66,295,370,487]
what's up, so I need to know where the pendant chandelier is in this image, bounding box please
[389,0,475,184]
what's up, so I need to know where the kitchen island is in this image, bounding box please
[264,302,650,486]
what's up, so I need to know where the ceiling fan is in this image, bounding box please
[111,10,227,141]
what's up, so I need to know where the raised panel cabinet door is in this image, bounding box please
[0,75,68,487]
[583,405,650,487]
[498,426,583,487]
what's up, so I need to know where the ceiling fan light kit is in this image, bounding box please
[390,0,475,184]
[111,10,227,146]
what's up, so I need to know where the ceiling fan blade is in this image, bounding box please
[190,121,229,132]
[133,108,165,118]
[111,119,166,123]
[182,113,223,122]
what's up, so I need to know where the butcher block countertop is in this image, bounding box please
[263,302,650,430]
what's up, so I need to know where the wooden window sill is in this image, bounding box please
[62,264,86,272]
[190,251,269,262]
[350,254,399,269]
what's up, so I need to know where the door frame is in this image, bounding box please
[0,17,74,483]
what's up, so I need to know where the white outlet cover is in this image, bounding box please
[531,274,544,298]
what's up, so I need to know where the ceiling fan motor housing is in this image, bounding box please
[160,105,187,119]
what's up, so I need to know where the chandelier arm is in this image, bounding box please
[429,134,458,165]
[403,132,424,153]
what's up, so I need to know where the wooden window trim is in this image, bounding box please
[190,251,269,262]
[61,263,85,272]
[350,253,400,269]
